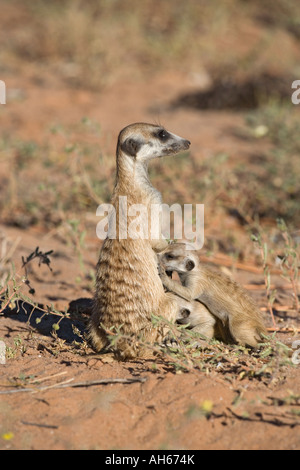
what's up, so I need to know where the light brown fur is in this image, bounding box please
[174,296,232,343]
[88,123,191,359]
[158,242,267,347]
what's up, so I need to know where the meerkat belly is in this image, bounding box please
[96,238,163,330]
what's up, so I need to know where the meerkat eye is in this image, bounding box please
[155,129,170,142]
[165,253,175,260]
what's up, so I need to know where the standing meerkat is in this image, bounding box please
[89,123,191,359]
[158,242,267,347]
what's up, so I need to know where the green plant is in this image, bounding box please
[102,314,295,384]
[276,218,299,313]
[251,233,277,328]
[6,335,26,359]
[243,103,300,228]
[1,246,64,323]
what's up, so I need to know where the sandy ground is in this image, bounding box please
[0,19,300,449]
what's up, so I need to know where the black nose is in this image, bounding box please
[184,139,191,148]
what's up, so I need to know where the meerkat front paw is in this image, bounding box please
[157,260,167,278]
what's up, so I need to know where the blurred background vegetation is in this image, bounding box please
[0,0,299,247]
[2,0,300,88]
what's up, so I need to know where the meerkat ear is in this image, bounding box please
[185,259,195,271]
[121,138,142,157]
[180,308,191,318]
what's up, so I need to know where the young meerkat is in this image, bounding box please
[158,242,267,347]
[171,295,231,343]
[88,123,191,360]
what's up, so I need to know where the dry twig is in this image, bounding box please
[0,376,146,394]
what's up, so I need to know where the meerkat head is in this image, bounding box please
[117,123,190,164]
[159,242,199,275]
[176,305,200,328]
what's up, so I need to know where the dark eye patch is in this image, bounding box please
[154,129,170,142]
